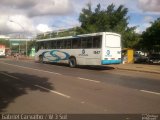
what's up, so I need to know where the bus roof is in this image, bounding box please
[36,32,120,42]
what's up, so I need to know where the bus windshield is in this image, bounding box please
[105,34,121,47]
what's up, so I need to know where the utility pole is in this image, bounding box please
[9,20,28,56]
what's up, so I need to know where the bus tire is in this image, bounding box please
[69,57,76,68]
[39,55,43,63]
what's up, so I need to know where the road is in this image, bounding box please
[0,59,160,114]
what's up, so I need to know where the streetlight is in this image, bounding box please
[9,20,28,57]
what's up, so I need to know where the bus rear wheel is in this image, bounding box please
[69,57,76,68]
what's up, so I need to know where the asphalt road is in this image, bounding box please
[0,59,160,114]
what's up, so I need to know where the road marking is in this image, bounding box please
[81,101,85,104]
[35,85,71,98]
[1,62,100,84]
[1,62,62,75]
[54,73,62,75]
[140,90,160,96]
[0,71,70,99]
[78,77,100,83]
[0,72,20,80]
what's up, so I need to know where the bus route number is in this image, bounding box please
[94,51,100,54]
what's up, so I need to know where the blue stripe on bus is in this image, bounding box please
[43,50,70,62]
[101,60,121,64]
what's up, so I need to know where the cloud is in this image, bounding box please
[71,0,129,13]
[0,0,36,9]
[36,24,52,33]
[28,0,73,17]
[0,0,159,38]
[129,15,154,33]
[51,16,81,29]
[138,0,160,12]
[0,0,74,17]
[144,16,154,22]
[8,15,35,32]
[0,0,75,37]
[0,15,35,36]
[0,35,10,39]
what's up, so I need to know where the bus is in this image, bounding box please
[35,32,121,67]
[0,45,5,57]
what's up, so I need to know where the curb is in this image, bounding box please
[115,67,160,74]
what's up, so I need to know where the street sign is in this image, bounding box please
[10,41,20,46]
[10,39,28,46]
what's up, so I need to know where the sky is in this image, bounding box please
[0,0,160,38]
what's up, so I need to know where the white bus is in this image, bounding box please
[35,32,121,67]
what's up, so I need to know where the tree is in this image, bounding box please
[141,18,160,53]
[78,3,139,48]
[0,38,10,47]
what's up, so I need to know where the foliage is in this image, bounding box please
[78,3,139,48]
[36,28,76,39]
[0,38,10,47]
[27,40,36,50]
[141,18,160,52]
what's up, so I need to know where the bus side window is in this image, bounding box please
[72,38,81,49]
[57,40,64,49]
[64,39,71,49]
[36,42,40,51]
[87,37,93,48]
[93,36,102,48]
[46,41,51,49]
[56,41,61,49]
[52,41,56,49]
[81,37,92,48]
[40,42,44,49]
[43,42,47,49]
[60,40,64,49]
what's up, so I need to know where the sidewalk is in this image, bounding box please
[19,56,34,61]
[108,63,160,74]
[5,56,34,61]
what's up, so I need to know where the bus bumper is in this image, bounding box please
[101,60,121,65]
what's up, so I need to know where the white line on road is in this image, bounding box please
[0,72,20,80]
[1,62,101,84]
[35,85,71,98]
[2,62,101,84]
[0,71,70,99]
[78,77,100,83]
[1,62,62,75]
[140,90,160,96]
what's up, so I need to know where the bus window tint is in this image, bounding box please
[46,41,52,49]
[56,41,60,49]
[43,42,48,49]
[87,37,93,48]
[60,40,64,49]
[40,42,44,49]
[72,38,81,49]
[36,42,40,52]
[57,40,64,49]
[81,37,92,48]
[52,41,57,49]
[93,36,102,48]
[64,39,71,49]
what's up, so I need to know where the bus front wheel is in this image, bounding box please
[39,55,43,63]
[69,57,76,68]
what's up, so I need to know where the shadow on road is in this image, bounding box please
[77,66,115,71]
[47,63,115,71]
[0,71,54,113]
